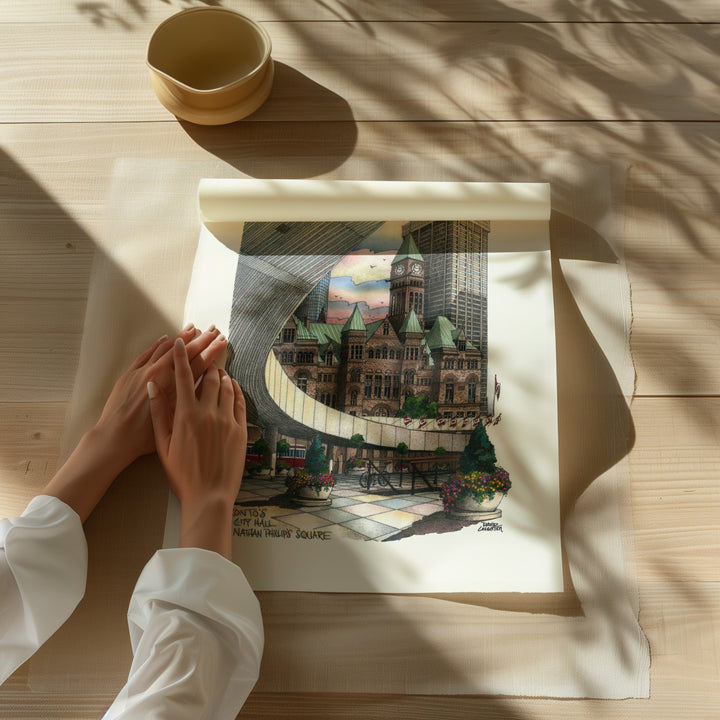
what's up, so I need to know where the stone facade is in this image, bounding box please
[273,230,488,421]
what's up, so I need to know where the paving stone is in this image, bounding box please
[368,509,424,529]
[341,517,398,540]
[313,508,361,524]
[273,512,334,531]
[341,502,390,518]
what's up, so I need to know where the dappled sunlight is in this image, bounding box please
[3,0,717,710]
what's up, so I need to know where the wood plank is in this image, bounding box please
[0,396,717,590]
[0,403,64,517]
[1,22,719,122]
[2,0,719,24]
[629,397,720,582]
[0,581,716,718]
[2,121,718,396]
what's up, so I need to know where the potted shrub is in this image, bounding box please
[286,434,335,501]
[440,424,511,519]
[275,460,290,477]
[345,455,368,474]
[434,445,448,471]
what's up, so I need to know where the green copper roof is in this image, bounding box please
[342,304,366,333]
[425,315,457,350]
[306,323,342,345]
[399,308,423,335]
[294,317,314,340]
[391,232,423,265]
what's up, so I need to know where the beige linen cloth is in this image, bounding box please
[30,159,649,698]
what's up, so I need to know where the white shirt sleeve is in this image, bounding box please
[0,495,88,685]
[103,547,264,720]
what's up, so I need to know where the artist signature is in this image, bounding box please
[477,522,503,532]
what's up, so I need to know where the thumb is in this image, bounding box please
[147,381,172,460]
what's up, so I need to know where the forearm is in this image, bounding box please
[44,424,131,523]
[179,494,235,560]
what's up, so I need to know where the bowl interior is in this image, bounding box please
[148,10,270,91]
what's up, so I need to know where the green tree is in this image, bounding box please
[251,437,269,456]
[349,433,365,450]
[396,441,409,456]
[395,393,439,419]
[459,424,497,475]
[305,434,329,475]
[434,446,447,457]
[276,439,290,455]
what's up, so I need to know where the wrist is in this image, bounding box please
[87,420,135,474]
[179,493,235,559]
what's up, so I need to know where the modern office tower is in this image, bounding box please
[296,271,332,323]
[402,220,489,400]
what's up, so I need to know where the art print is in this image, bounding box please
[175,182,561,592]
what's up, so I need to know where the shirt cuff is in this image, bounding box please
[0,495,87,683]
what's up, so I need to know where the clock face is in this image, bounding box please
[393,264,406,276]
[411,263,423,275]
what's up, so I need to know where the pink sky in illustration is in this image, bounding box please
[325,222,403,324]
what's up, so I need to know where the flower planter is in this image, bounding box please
[450,492,504,520]
[297,485,332,500]
[291,484,333,508]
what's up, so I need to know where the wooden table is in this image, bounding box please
[1,2,718,718]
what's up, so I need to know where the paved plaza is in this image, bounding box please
[235,471,449,541]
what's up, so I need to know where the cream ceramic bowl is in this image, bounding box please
[147,7,273,125]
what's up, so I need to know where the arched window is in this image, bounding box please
[350,390,358,406]
[467,374,478,403]
[389,349,395,360]
[325,350,334,365]
[444,382,454,403]
[383,323,390,335]
[382,346,388,359]
[367,348,374,359]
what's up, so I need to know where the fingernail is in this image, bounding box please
[174,337,184,349]
[207,324,216,332]
[218,334,226,343]
[158,334,169,342]
[147,381,158,399]
[183,322,194,331]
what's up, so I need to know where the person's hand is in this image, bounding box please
[43,325,228,522]
[148,338,247,558]
[95,325,227,469]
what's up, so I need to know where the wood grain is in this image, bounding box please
[1,0,718,24]
[2,121,718,398]
[0,0,719,715]
[1,22,719,122]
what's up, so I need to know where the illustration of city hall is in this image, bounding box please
[273,220,489,421]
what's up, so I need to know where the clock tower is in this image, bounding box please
[389,232,425,332]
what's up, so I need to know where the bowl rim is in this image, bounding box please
[146,7,273,95]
